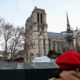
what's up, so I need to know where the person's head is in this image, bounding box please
[47,50,56,59]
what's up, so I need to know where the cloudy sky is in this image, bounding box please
[0,0,80,32]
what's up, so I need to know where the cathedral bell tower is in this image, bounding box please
[25,7,49,62]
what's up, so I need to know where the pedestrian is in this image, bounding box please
[49,50,80,80]
[49,70,80,80]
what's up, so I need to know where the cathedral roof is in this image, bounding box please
[48,32,64,38]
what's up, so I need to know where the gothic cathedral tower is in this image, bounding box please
[24,7,49,62]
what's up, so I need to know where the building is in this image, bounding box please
[24,7,68,62]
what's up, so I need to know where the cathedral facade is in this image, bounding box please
[24,7,68,62]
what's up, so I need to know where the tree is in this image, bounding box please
[2,23,14,60]
[0,17,14,60]
[8,27,25,60]
[0,17,5,36]
[0,17,25,61]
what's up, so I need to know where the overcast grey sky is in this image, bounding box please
[0,0,80,32]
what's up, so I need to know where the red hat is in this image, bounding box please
[56,50,80,69]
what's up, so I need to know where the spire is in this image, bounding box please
[66,12,71,31]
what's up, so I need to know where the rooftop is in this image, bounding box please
[48,32,64,38]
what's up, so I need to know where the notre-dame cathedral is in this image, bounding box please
[24,7,80,62]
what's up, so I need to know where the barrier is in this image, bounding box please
[0,62,59,80]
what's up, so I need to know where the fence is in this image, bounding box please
[0,62,59,80]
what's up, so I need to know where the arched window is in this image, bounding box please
[41,13,43,24]
[49,39,51,50]
[37,12,39,23]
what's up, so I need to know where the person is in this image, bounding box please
[49,70,80,80]
[32,50,57,62]
[49,50,80,80]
